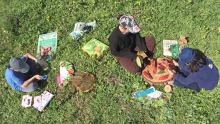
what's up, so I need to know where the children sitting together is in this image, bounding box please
[5,14,219,93]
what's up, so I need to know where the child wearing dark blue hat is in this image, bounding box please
[167,48,219,92]
[5,53,48,92]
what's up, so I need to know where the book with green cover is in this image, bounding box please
[170,44,181,56]
[163,40,178,56]
[82,38,109,59]
[36,32,57,61]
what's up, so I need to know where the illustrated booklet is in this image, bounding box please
[82,38,109,59]
[132,87,172,107]
[32,90,54,112]
[36,32,58,61]
[163,40,179,56]
[57,61,74,89]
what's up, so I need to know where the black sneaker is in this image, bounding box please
[137,71,142,76]
[36,86,42,91]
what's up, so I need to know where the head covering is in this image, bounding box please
[178,48,196,67]
[10,57,30,73]
[119,14,140,34]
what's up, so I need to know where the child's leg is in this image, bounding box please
[134,37,156,58]
[174,79,201,92]
[21,81,38,92]
[143,37,156,58]
[26,58,38,77]
[115,56,143,73]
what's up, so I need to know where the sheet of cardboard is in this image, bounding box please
[33,95,42,107]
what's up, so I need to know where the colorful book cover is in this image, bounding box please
[57,61,74,89]
[82,38,109,59]
[36,32,57,61]
[163,40,178,56]
[32,91,54,112]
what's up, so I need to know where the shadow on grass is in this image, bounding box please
[37,62,53,89]
[185,37,190,44]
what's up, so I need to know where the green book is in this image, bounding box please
[36,32,57,61]
[82,38,109,59]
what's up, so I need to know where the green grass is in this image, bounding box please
[0,0,220,123]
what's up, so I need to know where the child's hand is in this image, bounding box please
[141,53,148,59]
[172,60,179,66]
[35,75,42,80]
[37,60,48,66]
[137,51,148,59]
[167,69,174,76]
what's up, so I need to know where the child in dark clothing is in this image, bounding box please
[108,14,156,74]
[167,48,219,92]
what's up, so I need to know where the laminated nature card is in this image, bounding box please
[163,40,178,56]
[32,91,54,112]
[21,95,32,108]
[70,21,96,40]
[69,31,83,40]
[74,22,86,32]
[73,21,96,32]
[36,32,57,61]
[82,38,109,59]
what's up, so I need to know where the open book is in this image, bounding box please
[32,91,54,112]
[163,40,178,56]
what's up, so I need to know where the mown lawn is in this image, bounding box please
[0,0,220,123]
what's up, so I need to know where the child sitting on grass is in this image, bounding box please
[108,14,156,75]
[5,53,48,92]
[167,48,219,92]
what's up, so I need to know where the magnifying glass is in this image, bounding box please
[42,75,48,80]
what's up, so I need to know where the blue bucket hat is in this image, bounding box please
[178,48,196,67]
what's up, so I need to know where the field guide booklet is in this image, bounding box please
[163,40,178,56]
[36,32,57,61]
[32,90,54,112]
[70,21,96,40]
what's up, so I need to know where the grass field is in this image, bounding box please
[0,0,220,123]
